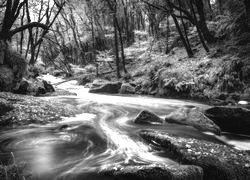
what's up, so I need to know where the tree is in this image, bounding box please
[0,0,48,41]
[244,0,250,29]
[27,0,66,65]
[142,0,211,54]
[104,0,121,78]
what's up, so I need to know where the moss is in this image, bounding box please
[140,130,250,180]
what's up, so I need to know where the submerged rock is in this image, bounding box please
[101,164,203,180]
[165,107,221,135]
[89,81,122,94]
[134,110,164,125]
[204,106,250,135]
[140,130,250,180]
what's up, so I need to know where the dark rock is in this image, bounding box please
[0,65,14,91]
[119,83,136,94]
[59,124,69,130]
[204,106,250,135]
[42,80,55,92]
[14,80,29,94]
[102,164,203,180]
[89,81,122,94]
[134,110,164,125]
[37,87,46,95]
[14,79,54,96]
[165,107,221,135]
[77,75,93,86]
[140,130,250,180]
[0,98,14,116]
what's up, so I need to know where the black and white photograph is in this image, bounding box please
[0,0,250,179]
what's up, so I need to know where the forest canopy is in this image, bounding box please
[0,0,250,99]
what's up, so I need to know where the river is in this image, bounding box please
[0,75,250,180]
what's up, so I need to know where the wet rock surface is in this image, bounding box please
[140,130,250,180]
[204,106,250,135]
[134,110,164,125]
[101,164,203,180]
[119,83,136,94]
[77,74,94,86]
[14,78,55,96]
[89,81,122,94]
[165,107,221,135]
[0,92,79,127]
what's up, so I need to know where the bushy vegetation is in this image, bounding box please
[0,0,249,102]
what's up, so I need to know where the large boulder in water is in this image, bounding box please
[165,107,221,135]
[134,110,164,125]
[89,81,122,94]
[204,106,250,135]
[140,130,250,180]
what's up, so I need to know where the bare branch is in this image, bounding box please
[9,22,48,36]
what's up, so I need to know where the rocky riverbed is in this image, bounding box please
[0,78,250,180]
[0,92,79,128]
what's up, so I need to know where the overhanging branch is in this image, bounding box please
[9,22,48,36]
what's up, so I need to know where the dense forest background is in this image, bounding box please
[0,0,250,103]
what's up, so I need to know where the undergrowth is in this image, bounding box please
[0,152,28,180]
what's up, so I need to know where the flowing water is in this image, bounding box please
[0,75,250,179]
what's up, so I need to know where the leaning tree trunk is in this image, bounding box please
[195,0,215,43]
[190,0,210,52]
[171,13,193,57]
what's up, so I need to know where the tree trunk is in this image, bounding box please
[124,6,130,45]
[217,0,223,14]
[194,0,214,43]
[190,0,210,52]
[245,0,250,29]
[19,6,25,54]
[113,14,121,78]
[91,17,98,77]
[179,0,191,51]
[171,13,193,57]
[115,17,127,73]
[165,17,170,54]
